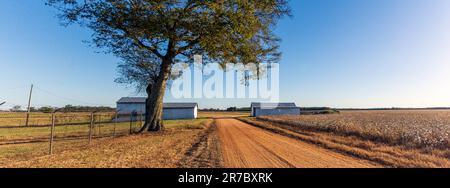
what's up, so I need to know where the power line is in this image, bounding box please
[34,86,114,106]
[1,102,69,108]
[0,102,26,111]
[25,84,33,126]
[1,102,28,108]
[0,85,29,91]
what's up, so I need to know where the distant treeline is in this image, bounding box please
[210,107,341,113]
[56,105,115,112]
[300,107,340,115]
[199,108,224,112]
[226,107,251,112]
[9,105,115,113]
[199,107,251,112]
[300,107,333,111]
[337,107,450,111]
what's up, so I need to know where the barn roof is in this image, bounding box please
[164,103,198,109]
[251,102,299,109]
[117,97,146,103]
[117,97,198,108]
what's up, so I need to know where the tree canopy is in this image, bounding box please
[48,0,290,88]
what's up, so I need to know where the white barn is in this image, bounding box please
[250,102,301,117]
[116,97,198,120]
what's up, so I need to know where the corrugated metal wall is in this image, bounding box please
[117,103,197,120]
[117,103,146,114]
[254,108,300,117]
[163,108,196,120]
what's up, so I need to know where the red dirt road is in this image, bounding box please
[216,119,377,168]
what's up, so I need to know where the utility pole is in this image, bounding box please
[25,84,33,127]
[89,112,94,144]
[49,112,56,155]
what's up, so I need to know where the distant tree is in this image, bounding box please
[48,0,290,132]
[202,108,223,111]
[237,107,251,111]
[56,105,115,112]
[38,106,55,113]
[10,105,22,112]
[227,107,237,112]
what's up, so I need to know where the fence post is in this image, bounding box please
[49,112,55,155]
[140,112,144,127]
[113,113,117,138]
[98,115,101,136]
[129,113,133,135]
[89,112,94,144]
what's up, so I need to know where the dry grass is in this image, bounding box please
[0,119,221,168]
[0,112,115,127]
[239,117,450,168]
[0,111,232,168]
[0,111,217,145]
[177,121,223,168]
[0,122,136,144]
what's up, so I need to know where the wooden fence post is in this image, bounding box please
[89,112,94,144]
[129,113,133,135]
[49,112,56,155]
[140,112,144,127]
[113,113,117,138]
[98,115,101,136]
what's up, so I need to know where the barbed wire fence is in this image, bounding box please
[0,111,144,155]
[0,84,147,155]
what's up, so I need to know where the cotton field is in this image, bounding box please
[259,110,450,150]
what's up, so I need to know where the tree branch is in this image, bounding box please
[116,25,164,59]
[176,36,201,54]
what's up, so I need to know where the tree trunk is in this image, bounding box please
[138,59,173,133]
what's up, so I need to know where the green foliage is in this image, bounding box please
[10,105,22,112]
[37,106,55,113]
[227,107,251,111]
[57,105,115,112]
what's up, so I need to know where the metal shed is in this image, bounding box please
[116,97,198,120]
[250,102,301,117]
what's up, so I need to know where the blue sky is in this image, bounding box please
[1,0,450,109]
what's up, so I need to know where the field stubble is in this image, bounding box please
[248,110,450,167]
[258,111,450,151]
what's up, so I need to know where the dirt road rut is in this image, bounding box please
[216,119,377,168]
